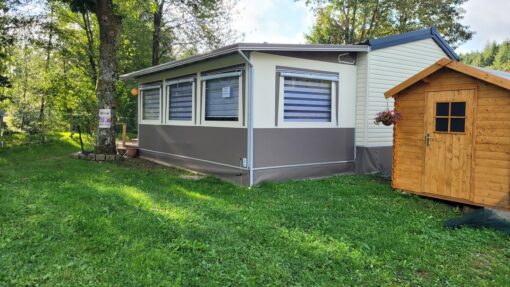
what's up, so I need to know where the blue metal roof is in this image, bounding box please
[366,27,460,61]
[476,66,510,80]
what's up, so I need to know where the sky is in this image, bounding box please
[232,0,510,54]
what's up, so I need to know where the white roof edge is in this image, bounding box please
[120,43,370,80]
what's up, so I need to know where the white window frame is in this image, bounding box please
[200,70,244,128]
[164,77,196,126]
[139,84,162,125]
[277,70,338,128]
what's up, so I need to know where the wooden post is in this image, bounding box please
[122,123,127,147]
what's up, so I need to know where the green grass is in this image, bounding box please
[0,133,509,286]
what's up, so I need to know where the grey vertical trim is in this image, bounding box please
[242,68,246,126]
[336,80,340,126]
[237,50,254,188]
[275,72,281,127]
[194,77,198,125]
[163,84,167,122]
[199,75,203,125]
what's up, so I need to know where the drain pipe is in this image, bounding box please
[237,50,254,188]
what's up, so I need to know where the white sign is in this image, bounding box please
[99,109,112,129]
[222,86,231,98]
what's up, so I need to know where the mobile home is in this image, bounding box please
[120,27,459,186]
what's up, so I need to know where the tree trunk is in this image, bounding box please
[39,6,55,144]
[152,0,164,66]
[94,0,121,154]
[82,11,98,85]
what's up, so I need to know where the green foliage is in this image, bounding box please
[2,0,238,137]
[304,0,473,48]
[494,42,510,71]
[461,40,510,71]
[0,136,509,286]
[0,0,16,96]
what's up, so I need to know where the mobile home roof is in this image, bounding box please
[120,43,370,80]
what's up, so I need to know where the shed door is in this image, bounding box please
[423,89,474,200]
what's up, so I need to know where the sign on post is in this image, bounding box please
[99,109,112,129]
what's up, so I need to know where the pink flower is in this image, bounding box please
[374,109,400,126]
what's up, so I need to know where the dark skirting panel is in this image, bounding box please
[252,128,355,185]
[138,125,248,185]
[253,128,355,167]
[139,149,249,186]
[253,162,354,185]
[355,146,393,174]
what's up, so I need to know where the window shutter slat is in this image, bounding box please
[283,76,332,122]
[168,82,193,121]
[142,88,160,120]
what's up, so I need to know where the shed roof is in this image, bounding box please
[385,58,510,98]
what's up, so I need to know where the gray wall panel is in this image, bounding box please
[139,125,247,167]
[140,150,249,186]
[355,146,393,174]
[253,128,355,167]
[253,162,354,185]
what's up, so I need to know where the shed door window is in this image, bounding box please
[168,81,193,121]
[205,76,239,121]
[142,88,161,120]
[435,101,466,133]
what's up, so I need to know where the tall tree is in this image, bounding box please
[0,0,16,97]
[304,0,473,48]
[37,4,55,143]
[150,0,238,66]
[151,0,163,66]
[460,40,510,72]
[62,0,121,154]
[493,42,510,71]
[481,41,499,67]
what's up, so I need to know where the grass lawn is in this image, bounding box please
[0,133,509,286]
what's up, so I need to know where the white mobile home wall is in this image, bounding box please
[355,38,448,172]
[249,52,358,184]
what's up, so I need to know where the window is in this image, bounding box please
[283,77,332,122]
[167,79,194,122]
[278,70,338,126]
[140,86,161,123]
[435,101,466,133]
[201,70,243,124]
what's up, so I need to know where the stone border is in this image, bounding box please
[71,152,124,161]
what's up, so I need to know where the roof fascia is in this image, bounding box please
[368,27,460,61]
[385,58,510,98]
[120,44,370,80]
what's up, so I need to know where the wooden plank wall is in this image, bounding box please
[393,68,510,209]
[474,82,510,209]
[392,83,426,192]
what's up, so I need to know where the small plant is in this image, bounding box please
[374,109,400,126]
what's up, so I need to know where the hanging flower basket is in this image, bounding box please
[374,109,401,126]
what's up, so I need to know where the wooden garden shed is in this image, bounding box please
[385,58,510,210]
